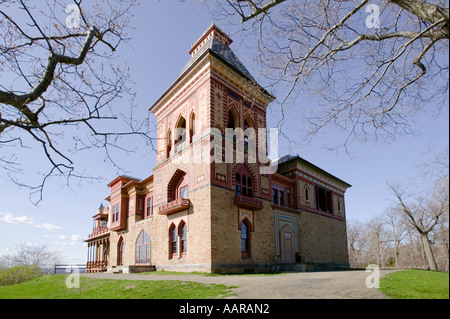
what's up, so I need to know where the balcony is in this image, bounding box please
[234,195,264,210]
[159,198,190,215]
[88,226,109,239]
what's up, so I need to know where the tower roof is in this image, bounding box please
[180,22,256,82]
[150,23,274,113]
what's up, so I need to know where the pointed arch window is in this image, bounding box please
[244,117,253,148]
[169,224,177,257]
[189,112,195,144]
[117,237,124,266]
[227,108,237,129]
[179,221,187,254]
[135,230,150,265]
[166,129,172,159]
[235,167,253,198]
[175,116,186,151]
[240,220,251,258]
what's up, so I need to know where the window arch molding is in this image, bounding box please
[178,220,187,254]
[174,114,187,146]
[135,230,150,265]
[232,163,257,195]
[117,236,125,266]
[169,223,177,257]
[227,105,239,129]
[167,168,189,202]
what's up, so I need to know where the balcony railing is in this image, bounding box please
[234,195,264,210]
[88,226,109,239]
[86,261,108,273]
[159,198,190,215]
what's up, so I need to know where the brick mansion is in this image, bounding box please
[85,24,352,274]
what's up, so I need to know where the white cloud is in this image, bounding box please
[1,212,34,225]
[53,234,83,246]
[42,223,62,232]
[0,212,62,232]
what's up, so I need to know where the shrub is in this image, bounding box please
[0,265,41,286]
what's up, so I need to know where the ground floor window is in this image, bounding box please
[241,221,250,258]
[170,224,177,257]
[135,230,150,265]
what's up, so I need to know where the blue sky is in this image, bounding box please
[0,1,448,264]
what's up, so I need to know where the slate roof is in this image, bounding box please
[179,31,256,83]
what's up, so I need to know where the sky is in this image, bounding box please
[0,1,448,264]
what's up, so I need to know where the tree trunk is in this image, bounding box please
[420,232,438,271]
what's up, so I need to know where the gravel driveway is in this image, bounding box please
[82,270,394,299]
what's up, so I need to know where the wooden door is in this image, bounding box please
[280,225,295,264]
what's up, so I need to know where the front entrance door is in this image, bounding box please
[280,225,295,264]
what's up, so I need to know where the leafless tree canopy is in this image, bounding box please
[0,0,153,203]
[348,147,449,271]
[0,242,60,272]
[208,0,449,149]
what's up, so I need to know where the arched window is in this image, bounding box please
[244,117,252,148]
[305,187,309,201]
[166,129,172,159]
[189,112,195,144]
[240,220,250,258]
[175,116,186,148]
[235,166,253,198]
[117,237,124,266]
[135,230,150,265]
[169,224,177,257]
[227,108,237,129]
[179,221,187,254]
[168,170,189,202]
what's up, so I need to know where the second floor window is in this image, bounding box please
[112,204,120,222]
[236,172,253,197]
[146,197,153,218]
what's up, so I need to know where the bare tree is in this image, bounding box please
[382,207,407,268]
[207,0,449,150]
[0,0,153,203]
[388,178,449,271]
[347,219,371,267]
[0,242,60,272]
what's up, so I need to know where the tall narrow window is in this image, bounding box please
[117,237,124,266]
[146,197,153,218]
[175,116,186,151]
[179,222,187,254]
[278,190,284,206]
[241,221,250,258]
[112,204,120,223]
[305,187,309,201]
[167,130,172,159]
[189,112,195,144]
[169,224,177,257]
[227,109,237,129]
[135,230,150,265]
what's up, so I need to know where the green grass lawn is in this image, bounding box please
[0,275,235,299]
[380,269,449,299]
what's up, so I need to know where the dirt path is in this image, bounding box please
[82,270,394,299]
